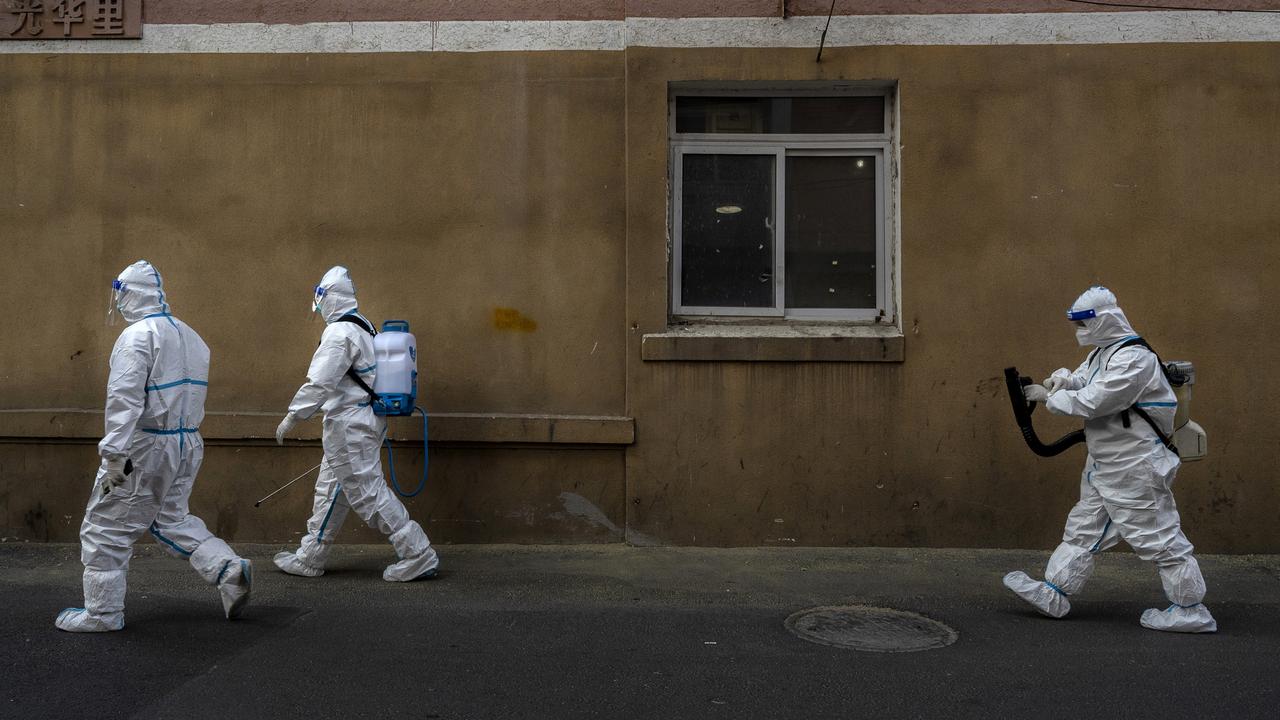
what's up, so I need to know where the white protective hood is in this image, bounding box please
[1069,286,1136,348]
[111,260,170,324]
[314,266,360,324]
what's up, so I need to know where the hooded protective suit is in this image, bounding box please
[1003,286,1215,633]
[273,266,438,582]
[57,261,251,632]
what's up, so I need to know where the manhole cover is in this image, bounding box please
[784,605,958,653]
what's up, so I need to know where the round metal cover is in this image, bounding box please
[784,605,958,653]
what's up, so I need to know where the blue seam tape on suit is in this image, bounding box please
[316,488,341,541]
[145,378,209,392]
[1090,518,1112,553]
[149,524,193,557]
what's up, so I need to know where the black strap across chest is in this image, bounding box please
[336,314,376,336]
[1091,337,1179,453]
[335,315,377,398]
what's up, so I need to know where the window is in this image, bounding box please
[670,85,895,322]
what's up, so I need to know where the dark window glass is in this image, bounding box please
[681,154,775,309]
[676,96,884,134]
[784,155,877,309]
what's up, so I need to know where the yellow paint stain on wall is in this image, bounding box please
[493,307,538,332]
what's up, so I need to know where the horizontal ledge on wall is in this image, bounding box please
[386,413,634,445]
[5,14,1280,54]
[0,410,634,446]
[642,326,904,362]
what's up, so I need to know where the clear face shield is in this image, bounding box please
[1067,307,1096,346]
[311,285,326,321]
[106,279,126,326]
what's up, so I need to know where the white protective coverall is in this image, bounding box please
[1004,286,1215,633]
[273,266,438,582]
[57,260,251,632]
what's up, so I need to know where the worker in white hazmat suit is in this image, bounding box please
[1004,286,1215,633]
[56,260,251,632]
[273,266,439,582]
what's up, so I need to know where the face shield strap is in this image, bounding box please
[1066,308,1097,322]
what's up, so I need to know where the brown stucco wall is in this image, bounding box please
[0,52,629,544]
[2,41,1278,550]
[624,43,1280,551]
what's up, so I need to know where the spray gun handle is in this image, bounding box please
[1017,375,1038,414]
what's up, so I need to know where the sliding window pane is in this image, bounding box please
[681,154,776,309]
[784,155,877,309]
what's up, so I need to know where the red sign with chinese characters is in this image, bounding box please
[2,0,142,40]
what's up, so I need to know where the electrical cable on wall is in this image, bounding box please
[816,0,837,62]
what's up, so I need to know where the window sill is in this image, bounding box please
[641,325,904,362]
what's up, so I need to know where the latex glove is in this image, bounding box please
[275,415,298,445]
[1023,384,1049,403]
[101,456,129,496]
[1043,375,1068,394]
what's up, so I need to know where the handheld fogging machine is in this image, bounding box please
[1003,355,1207,461]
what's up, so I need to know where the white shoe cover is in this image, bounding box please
[1140,604,1217,633]
[1003,570,1071,618]
[218,559,252,619]
[55,607,123,633]
[383,551,440,582]
[274,551,324,578]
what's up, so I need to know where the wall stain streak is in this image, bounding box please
[493,307,538,332]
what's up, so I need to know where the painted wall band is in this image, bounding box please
[0,13,1278,53]
[136,0,1280,24]
[626,13,1280,48]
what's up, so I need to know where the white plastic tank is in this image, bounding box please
[1166,360,1207,462]
[1167,360,1195,430]
[373,320,416,397]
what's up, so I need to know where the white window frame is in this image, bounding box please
[672,145,785,318]
[669,85,896,323]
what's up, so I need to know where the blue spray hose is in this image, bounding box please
[383,406,428,498]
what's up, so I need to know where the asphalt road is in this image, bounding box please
[3,543,1277,719]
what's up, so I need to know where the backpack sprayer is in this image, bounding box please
[345,319,429,497]
[1005,340,1207,461]
[253,318,428,508]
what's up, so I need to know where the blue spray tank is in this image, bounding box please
[368,320,428,497]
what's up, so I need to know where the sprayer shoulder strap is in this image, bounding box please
[1128,404,1178,453]
[1106,337,1182,387]
[335,314,377,336]
[346,366,376,399]
[334,315,378,399]
[1106,337,1179,453]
